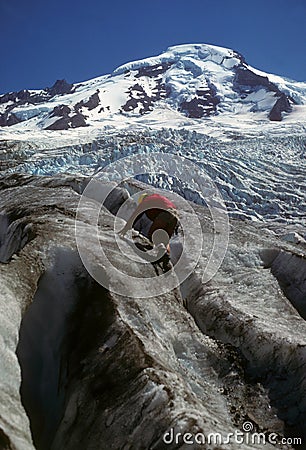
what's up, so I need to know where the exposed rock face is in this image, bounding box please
[122,81,168,115]
[269,94,292,121]
[70,113,87,128]
[0,112,21,127]
[0,90,33,105]
[233,67,294,120]
[234,67,279,92]
[46,103,88,130]
[50,105,71,118]
[46,79,73,97]
[0,173,306,449]
[0,80,73,107]
[46,112,88,130]
[135,62,173,78]
[75,91,100,112]
[121,62,171,115]
[0,79,73,128]
[179,82,220,118]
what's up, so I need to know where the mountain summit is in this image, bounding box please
[1,43,305,131]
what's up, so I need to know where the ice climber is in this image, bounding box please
[118,192,179,257]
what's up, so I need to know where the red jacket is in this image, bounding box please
[140,194,176,221]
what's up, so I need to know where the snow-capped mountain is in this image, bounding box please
[1,44,306,132]
[0,44,305,232]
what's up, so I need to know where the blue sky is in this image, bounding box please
[1,0,305,93]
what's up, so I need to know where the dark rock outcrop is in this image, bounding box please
[82,91,100,110]
[0,79,74,127]
[122,81,168,115]
[70,113,87,128]
[0,112,21,127]
[121,62,170,115]
[0,80,73,109]
[233,66,293,121]
[135,62,173,78]
[46,112,87,130]
[234,67,279,93]
[0,90,32,105]
[46,79,73,97]
[269,94,292,121]
[50,104,71,118]
[47,103,88,130]
[45,117,70,130]
[179,82,220,118]
[75,91,100,112]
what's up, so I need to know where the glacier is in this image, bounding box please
[1,127,306,231]
[0,174,306,449]
[0,43,306,450]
